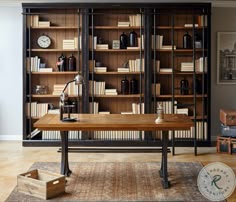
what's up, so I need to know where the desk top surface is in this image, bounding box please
[34,114,194,131]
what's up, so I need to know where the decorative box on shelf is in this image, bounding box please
[17,169,65,200]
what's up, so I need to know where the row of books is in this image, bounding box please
[26,102,48,118]
[129,14,142,26]
[33,122,207,141]
[27,56,41,72]
[152,83,161,96]
[180,57,208,72]
[128,58,145,72]
[42,130,82,140]
[33,124,207,140]
[153,121,208,141]
[89,80,106,95]
[52,83,82,96]
[153,60,160,73]
[93,131,143,140]
[27,57,53,72]
[132,103,145,114]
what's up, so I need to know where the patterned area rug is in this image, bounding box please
[6,162,212,202]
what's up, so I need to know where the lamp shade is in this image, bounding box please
[74,74,84,84]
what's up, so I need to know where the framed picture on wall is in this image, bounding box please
[217,32,236,84]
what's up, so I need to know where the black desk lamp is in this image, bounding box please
[60,74,84,122]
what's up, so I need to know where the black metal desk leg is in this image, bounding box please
[60,131,72,177]
[161,131,170,188]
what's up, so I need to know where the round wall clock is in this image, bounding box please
[37,34,51,48]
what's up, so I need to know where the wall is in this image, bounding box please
[0,5,22,140]
[211,7,236,141]
[0,2,234,142]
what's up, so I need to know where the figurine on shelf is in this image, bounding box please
[155,103,164,123]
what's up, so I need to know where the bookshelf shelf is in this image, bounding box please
[93,94,143,98]
[28,49,79,52]
[156,94,207,98]
[156,26,206,30]
[91,26,143,29]
[90,72,144,75]
[31,71,79,75]
[30,94,80,98]
[91,49,143,52]
[31,26,79,29]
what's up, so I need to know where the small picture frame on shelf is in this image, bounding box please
[112,40,120,49]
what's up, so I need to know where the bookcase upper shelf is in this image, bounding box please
[156,26,206,30]
[30,71,79,75]
[90,26,143,29]
[31,26,79,29]
[28,49,79,52]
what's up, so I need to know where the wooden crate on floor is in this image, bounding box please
[17,169,65,200]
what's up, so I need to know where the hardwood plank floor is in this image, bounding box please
[0,141,235,202]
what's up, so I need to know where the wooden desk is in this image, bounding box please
[34,113,193,188]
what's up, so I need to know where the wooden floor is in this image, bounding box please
[0,141,236,202]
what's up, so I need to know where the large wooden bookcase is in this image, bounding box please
[22,3,211,154]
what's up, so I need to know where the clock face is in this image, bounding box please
[37,35,51,48]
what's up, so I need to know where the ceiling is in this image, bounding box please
[0,0,235,7]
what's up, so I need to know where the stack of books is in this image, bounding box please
[195,57,207,72]
[117,21,130,27]
[94,67,107,72]
[161,45,176,50]
[39,68,53,72]
[184,24,198,27]
[117,68,129,72]
[63,39,76,49]
[159,68,172,73]
[38,21,50,27]
[96,44,109,49]
[176,108,189,115]
[181,62,194,71]
[105,89,118,95]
